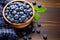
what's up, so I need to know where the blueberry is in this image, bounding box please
[23,2,27,8]
[8,14,13,18]
[43,33,47,40]
[18,2,22,6]
[16,2,20,5]
[36,28,40,34]
[32,1,36,5]
[19,18,22,23]
[24,9,27,13]
[27,8,32,12]
[37,22,41,27]
[21,16,26,22]
[6,7,10,10]
[23,3,26,7]
[22,32,26,36]
[20,12,24,15]
[14,14,19,20]
[10,18,14,22]
[18,15,21,18]
[28,35,32,40]
[5,13,8,16]
[28,25,32,29]
[29,8,32,11]
[14,20,19,23]
[7,16,11,20]
[19,6,24,11]
[10,10,12,12]
[24,18,28,22]
[23,36,27,40]
[10,5,16,10]
[12,11,17,15]
[17,12,20,15]
[31,28,35,33]
[14,5,18,8]
[26,5,30,9]
[37,4,41,8]
[29,12,33,16]
[5,10,9,13]
[15,8,19,11]
[27,15,31,19]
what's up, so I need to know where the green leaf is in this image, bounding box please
[34,13,41,20]
[38,7,47,13]
[33,6,39,11]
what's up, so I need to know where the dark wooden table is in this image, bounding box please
[11,0,60,40]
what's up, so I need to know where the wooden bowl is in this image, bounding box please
[2,0,35,28]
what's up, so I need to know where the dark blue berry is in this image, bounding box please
[12,11,17,15]
[14,20,19,23]
[21,16,26,22]
[30,12,33,16]
[32,1,36,5]
[43,33,47,40]
[36,28,40,34]
[20,12,24,15]
[19,6,24,11]
[5,10,9,13]
[10,18,14,22]
[26,5,30,9]
[31,28,35,33]
[18,2,22,6]
[19,18,22,23]
[37,4,42,8]
[37,22,41,27]
[14,14,19,20]
[23,36,27,40]
[28,35,32,40]
[22,32,26,36]
[6,16,11,20]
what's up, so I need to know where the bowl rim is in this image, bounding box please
[2,0,35,25]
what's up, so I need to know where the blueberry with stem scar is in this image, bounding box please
[14,14,19,20]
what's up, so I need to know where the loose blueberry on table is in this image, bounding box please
[5,1,33,23]
[43,33,47,40]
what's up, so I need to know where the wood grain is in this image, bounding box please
[10,0,60,40]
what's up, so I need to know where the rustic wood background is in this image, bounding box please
[11,0,60,40]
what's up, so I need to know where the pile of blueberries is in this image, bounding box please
[5,1,33,23]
